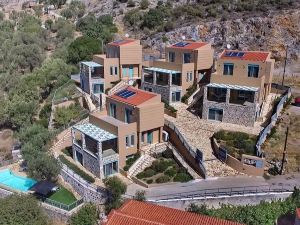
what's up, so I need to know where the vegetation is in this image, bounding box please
[69,203,98,225]
[136,149,192,184]
[181,83,197,104]
[140,0,150,9]
[0,194,49,225]
[163,101,177,113]
[187,187,300,225]
[59,155,95,183]
[104,176,127,213]
[123,153,140,171]
[49,186,77,205]
[214,130,257,159]
[134,190,146,201]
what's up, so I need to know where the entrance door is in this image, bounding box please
[103,161,118,177]
[122,67,127,77]
[129,66,134,78]
[75,151,83,165]
[147,131,153,144]
[208,108,223,121]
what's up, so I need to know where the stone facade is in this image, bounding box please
[202,86,258,127]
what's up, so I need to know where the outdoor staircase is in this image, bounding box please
[187,86,204,108]
[127,154,156,178]
[107,80,128,96]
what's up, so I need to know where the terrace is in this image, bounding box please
[143,67,181,87]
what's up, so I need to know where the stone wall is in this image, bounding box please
[82,150,101,177]
[60,166,107,204]
[142,82,171,103]
[202,86,257,127]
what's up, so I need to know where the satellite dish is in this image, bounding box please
[226,44,231,49]
[125,33,129,38]
[182,35,186,40]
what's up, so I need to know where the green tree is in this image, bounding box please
[104,176,127,213]
[61,8,73,19]
[54,103,81,129]
[45,19,53,30]
[70,203,98,225]
[0,194,49,225]
[67,36,101,64]
[49,0,67,9]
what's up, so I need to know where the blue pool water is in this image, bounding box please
[0,169,37,192]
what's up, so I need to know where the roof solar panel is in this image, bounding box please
[174,42,190,47]
[237,52,245,57]
[224,51,245,57]
[116,89,136,99]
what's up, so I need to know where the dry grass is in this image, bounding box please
[273,75,300,88]
[0,129,14,159]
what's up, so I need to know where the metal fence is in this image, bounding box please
[256,86,292,156]
[146,184,297,202]
[164,119,206,178]
[43,197,84,211]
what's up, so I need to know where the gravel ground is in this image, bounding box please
[165,102,265,177]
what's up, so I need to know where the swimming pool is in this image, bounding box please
[0,169,37,192]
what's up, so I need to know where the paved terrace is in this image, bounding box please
[166,102,264,177]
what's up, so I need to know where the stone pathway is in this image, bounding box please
[167,103,249,177]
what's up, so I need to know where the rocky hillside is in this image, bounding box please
[83,0,300,65]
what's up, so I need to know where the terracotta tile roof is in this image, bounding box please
[296,208,300,218]
[220,50,270,62]
[105,200,244,225]
[110,87,157,106]
[109,39,136,46]
[170,41,208,50]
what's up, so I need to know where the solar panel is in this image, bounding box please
[113,40,125,44]
[174,42,190,47]
[237,52,245,57]
[116,89,136,99]
[224,51,245,57]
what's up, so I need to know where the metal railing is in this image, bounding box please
[42,196,84,211]
[146,184,297,202]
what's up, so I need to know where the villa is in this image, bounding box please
[201,50,275,126]
[142,40,214,103]
[79,39,142,103]
[71,87,164,178]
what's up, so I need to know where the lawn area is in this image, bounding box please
[214,130,257,159]
[48,186,77,205]
[136,149,193,184]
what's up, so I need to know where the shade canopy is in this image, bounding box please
[30,180,57,196]
[207,83,259,92]
[81,61,102,67]
[144,67,180,74]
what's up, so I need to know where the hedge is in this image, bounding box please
[59,155,95,183]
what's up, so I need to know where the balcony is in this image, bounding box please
[229,89,255,106]
[207,87,227,103]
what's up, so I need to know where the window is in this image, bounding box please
[208,108,223,121]
[186,72,193,82]
[248,64,259,78]
[141,133,145,143]
[109,103,116,118]
[207,87,227,102]
[125,108,132,123]
[172,91,181,102]
[183,53,191,63]
[168,52,175,62]
[93,84,104,94]
[223,63,234,75]
[114,66,118,75]
[126,134,135,147]
[110,66,114,76]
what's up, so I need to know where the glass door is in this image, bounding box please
[103,161,118,177]
[147,131,153,144]
[129,65,134,78]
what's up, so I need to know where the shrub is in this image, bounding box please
[156,175,171,183]
[134,190,146,201]
[136,172,145,179]
[177,167,188,174]
[214,130,226,140]
[151,160,169,173]
[162,149,173,159]
[163,101,177,113]
[59,155,95,183]
[164,168,176,177]
[140,0,149,9]
[146,179,153,184]
[181,83,198,104]
[70,203,98,225]
[174,173,192,182]
[144,168,155,177]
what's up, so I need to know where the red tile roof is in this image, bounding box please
[170,41,208,50]
[105,200,244,225]
[296,208,300,219]
[110,87,157,106]
[109,39,136,46]
[220,50,270,62]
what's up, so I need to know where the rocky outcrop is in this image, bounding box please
[145,10,300,64]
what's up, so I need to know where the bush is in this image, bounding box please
[151,160,169,173]
[136,172,145,179]
[162,149,173,159]
[144,168,155,177]
[124,153,140,171]
[174,173,192,182]
[59,155,95,183]
[164,168,176,177]
[177,167,188,174]
[181,83,198,104]
[214,130,226,140]
[140,0,150,9]
[70,203,98,225]
[134,190,146,201]
[156,175,171,183]
[163,101,177,113]
[146,179,153,184]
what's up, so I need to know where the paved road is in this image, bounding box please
[126,173,300,200]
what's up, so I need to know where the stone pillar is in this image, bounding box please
[153,71,157,85]
[226,88,230,104]
[168,72,172,86]
[98,142,104,179]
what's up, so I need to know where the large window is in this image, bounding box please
[208,108,223,121]
[110,66,114,76]
[109,103,116,118]
[207,87,227,102]
[223,63,234,75]
[126,134,135,148]
[172,73,181,86]
[186,72,193,82]
[168,52,175,62]
[248,64,259,78]
[229,89,255,105]
[93,83,104,94]
[183,53,191,63]
[125,108,132,123]
[172,91,181,102]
